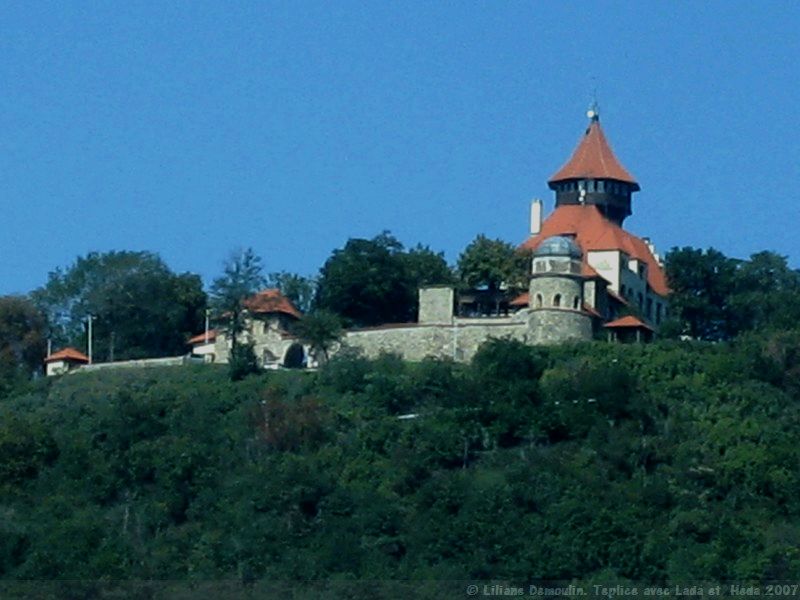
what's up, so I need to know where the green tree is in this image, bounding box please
[31,251,205,360]
[228,343,260,381]
[401,244,455,289]
[265,271,315,313]
[666,247,800,340]
[295,310,343,364]
[726,251,800,335]
[0,296,47,396]
[664,247,737,340]
[210,248,265,375]
[457,235,530,292]
[316,233,453,327]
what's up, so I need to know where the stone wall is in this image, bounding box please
[526,308,593,344]
[530,273,584,310]
[77,355,205,373]
[418,287,454,324]
[343,320,527,362]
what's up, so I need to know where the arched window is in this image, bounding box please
[573,296,580,309]
[553,294,561,308]
[535,294,543,308]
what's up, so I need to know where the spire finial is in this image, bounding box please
[586,83,600,122]
[586,96,599,122]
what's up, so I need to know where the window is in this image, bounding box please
[553,294,561,308]
[656,303,662,325]
[535,294,543,308]
[573,296,580,309]
[646,298,653,318]
[637,293,643,309]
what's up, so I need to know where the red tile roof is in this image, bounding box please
[187,329,217,345]
[45,347,90,364]
[549,119,638,187]
[510,292,529,307]
[244,289,302,319]
[521,205,669,296]
[581,262,602,278]
[603,315,654,331]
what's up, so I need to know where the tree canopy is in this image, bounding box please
[665,247,800,340]
[457,234,530,292]
[315,232,452,327]
[2,332,800,586]
[32,251,206,361]
[210,248,266,380]
[0,296,46,397]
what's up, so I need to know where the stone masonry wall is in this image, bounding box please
[530,274,583,310]
[418,287,454,324]
[526,308,593,344]
[343,320,527,362]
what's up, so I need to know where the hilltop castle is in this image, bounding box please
[193,108,669,366]
[46,109,669,375]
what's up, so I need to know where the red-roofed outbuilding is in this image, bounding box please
[44,347,89,376]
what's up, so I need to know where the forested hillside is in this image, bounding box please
[2,333,800,590]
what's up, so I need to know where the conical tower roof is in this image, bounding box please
[549,115,639,190]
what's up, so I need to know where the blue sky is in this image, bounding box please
[2,2,799,294]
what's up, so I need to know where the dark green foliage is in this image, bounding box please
[31,251,206,361]
[294,309,342,363]
[665,247,800,341]
[210,248,266,356]
[457,234,531,291]
[228,342,260,381]
[3,331,800,585]
[0,296,47,399]
[315,232,452,326]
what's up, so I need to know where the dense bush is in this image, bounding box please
[2,332,800,584]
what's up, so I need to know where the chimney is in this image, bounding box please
[643,237,662,266]
[530,199,542,236]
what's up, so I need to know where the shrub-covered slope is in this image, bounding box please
[2,334,800,583]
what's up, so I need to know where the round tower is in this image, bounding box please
[527,236,593,344]
[548,107,639,226]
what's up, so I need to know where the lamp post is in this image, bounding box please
[87,315,95,364]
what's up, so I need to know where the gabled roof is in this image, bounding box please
[244,289,302,319]
[521,205,669,296]
[187,329,217,345]
[603,315,654,331]
[549,118,639,188]
[45,347,90,364]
